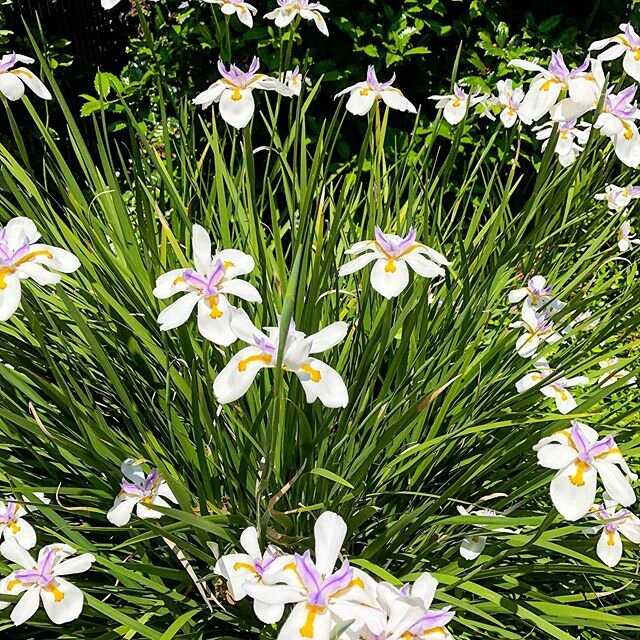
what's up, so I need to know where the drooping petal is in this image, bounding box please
[106,495,139,527]
[197,296,237,346]
[40,578,84,624]
[11,68,51,100]
[219,278,262,302]
[213,345,272,404]
[459,535,487,560]
[623,49,640,83]
[411,572,438,609]
[596,528,623,567]
[215,249,256,278]
[0,73,25,100]
[219,88,255,129]
[550,461,597,521]
[153,269,189,299]
[594,461,636,507]
[381,88,417,113]
[0,538,36,569]
[157,292,200,331]
[0,273,22,321]
[297,358,349,408]
[370,257,409,298]
[338,251,379,276]
[11,587,40,626]
[345,88,377,116]
[403,252,446,278]
[6,518,37,550]
[15,262,61,286]
[253,598,285,624]
[214,552,256,600]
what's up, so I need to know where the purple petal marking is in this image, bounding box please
[588,436,615,458]
[217,57,260,88]
[182,269,209,290]
[120,480,147,497]
[206,259,226,293]
[395,228,417,254]
[624,23,640,48]
[366,65,395,90]
[295,551,324,601]
[548,51,569,79]
[374,226,393,253]
[255,550,280,575]
[254,335,276,355]
[0,501,18,523]
[570,423,591,459]
[453,84,468,100]
[143,469,161,492]
[572,55,590,75]
[319,560,353,599]
[0,52,17,72]
[410,607,455,634]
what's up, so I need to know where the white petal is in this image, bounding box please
[411,572,438,608]
[550,462,597,521]
[0,273,22,321]
[16,262,60,286]
[459,535,487,560]
[296,358,349,408]
[55,553,95,577]
[595,461,636,507]
[623,50,640,83]
[106,496,138,527]
[153,269,189,299]
[121,458,145,484]
[11,587,40,626]
[215,249,256,277]
[338,251,379,276]
[596,528,623,567]
[236,5,254,27]
[314,511,347,576]
[240,526,261,558]
[370,258,409,298]
[308,322,348,353]
[443,100,467,125]
[345,89,376,116]
[403,253,445,278]
[515,333,539,358]
[193,82,226,108]
[192,224,212,273]
[157,292,200,331]
[6,518,37,550]
[254,597,285,623]
[41,578,84,624]
[219,88,255,129]
[229,307,268,344]
[197,296,237,346]
[219,278,262,302]
[553,388,577,414]
[28,244,81,273]
[213,346,271,404]
[12,68,51,100]
[278,601,331,640]
[0,538,36,569]
[5,217,41,247]
[381,88,417,113]
[536,444,576,469]
[0,73,25,100]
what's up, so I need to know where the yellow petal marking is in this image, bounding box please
[300,604,325,638]
[9,521,20,534]
[7,579,20,591]
[231,88,243,101]
[207,294,223,319]
[607,530,616,546]
[569,459,590,486]
[0,250,53,289]
[233,562,258,574]
[331,577,364,599]
[384,258,397,273]
[300,364,321,382]
[238,354,272,372]
[45,584,65,602]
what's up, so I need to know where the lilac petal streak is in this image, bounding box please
[366,65,395,90]
[588,436,615,459]
[318,560,353,599]
[410,607,455,634]
[0,53,17,72]
[206,259,226,293]
[183,269,209,290]
[570,423,591,458]
[295,551,324,603]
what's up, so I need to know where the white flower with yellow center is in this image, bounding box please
[0,498,38,550]
[510,300,563,358]
[215,526,290,623]
[205,0,258,27]
[264,0,330,36]
[107,458,178,526]
[153,224,261,346]
[213,310,349,407]
[534,421,637,521]
[534,119,591,167]
[495,79,531,127]
[0,539,94,626]
[428,84,489,125]
[598,357,637,388]
[590,23,640,83]
[244,512,385,640]
[193,57,293,129]
[0,217,81,322]
[516,358,589,414]
[280,66,310,96]
[335,66,416,116]
[617,220,640,252]
[339,228,449,299]
[595,184,640,212]
[586,495,640,567]
[0,53,51,101]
